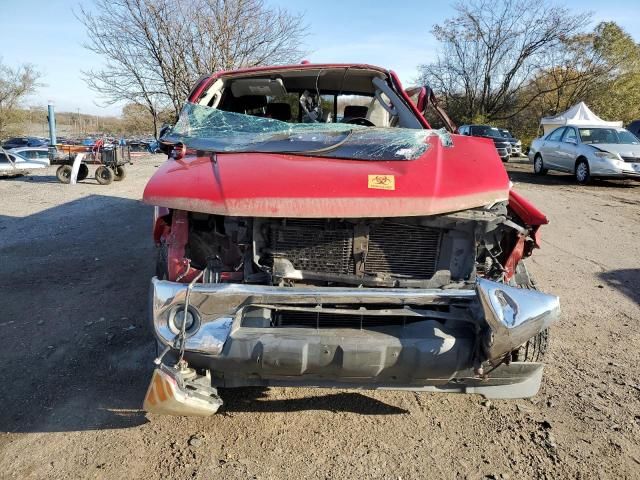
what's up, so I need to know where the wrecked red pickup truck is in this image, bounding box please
[142,63,559,416]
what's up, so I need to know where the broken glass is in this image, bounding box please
[164,103,452,161]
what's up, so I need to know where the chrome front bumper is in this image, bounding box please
[150,278,559,386]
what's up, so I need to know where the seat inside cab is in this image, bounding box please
[195,67,422,129]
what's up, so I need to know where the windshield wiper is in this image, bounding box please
[280,129,354,155]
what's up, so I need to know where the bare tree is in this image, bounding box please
[0,59,42,139]
[418,0,591,122]
[78,0,308,137]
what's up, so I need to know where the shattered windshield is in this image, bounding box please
[164,103,452,161]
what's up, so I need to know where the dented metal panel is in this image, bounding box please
[143,134,510,218]
[150,277,559,383]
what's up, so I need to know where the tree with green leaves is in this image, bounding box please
[508,21,640,147]
[418,0,590,124]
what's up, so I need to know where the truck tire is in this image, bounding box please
[512,328,549,363]
[77,163,89,181]
[56,165,73,184]
[95,166,114,185]
[511,261,550,362]
[114,165,127,181]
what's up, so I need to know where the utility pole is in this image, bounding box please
[47,103,57,146]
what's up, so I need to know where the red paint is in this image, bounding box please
[389,71,430,129]
[405,86,427,111]
[143,134,510,218]
[152,206,171,244]
[187,75,215,103]
[508,189,548,226]
[152,217,170,246]
[164,210,198,282]
[504,235,525,281]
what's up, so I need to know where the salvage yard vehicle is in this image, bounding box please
[7,147,50,166]
[457,124,512,162]
[529,125,640,183]
[0,149,47,177]
[142,63,560,416]
[499,129,523,157]
[627,119,640,139]
[1,136,48,149]
[51,143,131,184]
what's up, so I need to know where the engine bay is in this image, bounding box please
[179,200,527,290]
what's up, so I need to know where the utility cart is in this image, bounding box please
[51,143,132,185]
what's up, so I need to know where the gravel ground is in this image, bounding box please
[0,156,638,479]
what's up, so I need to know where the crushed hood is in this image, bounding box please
[143,134,510,218]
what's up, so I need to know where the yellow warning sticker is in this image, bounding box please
[368,174,395,190]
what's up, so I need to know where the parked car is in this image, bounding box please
[499,129,523,156]
[529,125,640,183]
[626,119,640,139]
[8,147,50,166]
[457,124,512,161]
[147,139,162,153]
[1,136,48,149]
[141,63,559,416]
[0,150,47,176]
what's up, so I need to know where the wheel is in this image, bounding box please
[113,165,127,181]
[95,165,114,185]
[77,163,89,181]
[501,156,510,163]
[534,154,548,175]
[575,159,590,184]
[56,165,72,184]
[512,328,550,362]
[511,261,550,362]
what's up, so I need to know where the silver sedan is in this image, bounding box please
[0,150,47,177]
[8,147,50,166]
[528,125,640,183]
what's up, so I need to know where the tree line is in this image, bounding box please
[2,0,639,145]
[77,0,308,137]
[419,0,640,146]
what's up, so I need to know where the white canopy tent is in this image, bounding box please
[540,102,622,135]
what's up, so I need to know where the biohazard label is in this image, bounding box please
[368,174,395,190]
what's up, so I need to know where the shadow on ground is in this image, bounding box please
[506,165,639,188]
[0,172,102,185]
[0,193,409,433]
[220,388,408,415]
[598,269,640,306]
[0,195,154,433]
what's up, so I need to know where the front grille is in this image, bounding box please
[267,219,441,279]
[273,309,444,329]
[366,222,441,278]
[269,220,354,274]
[621,156,639,163]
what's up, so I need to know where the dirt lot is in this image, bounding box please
[0,156,638,479]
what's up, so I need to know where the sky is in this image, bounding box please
[2,0,639,117]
